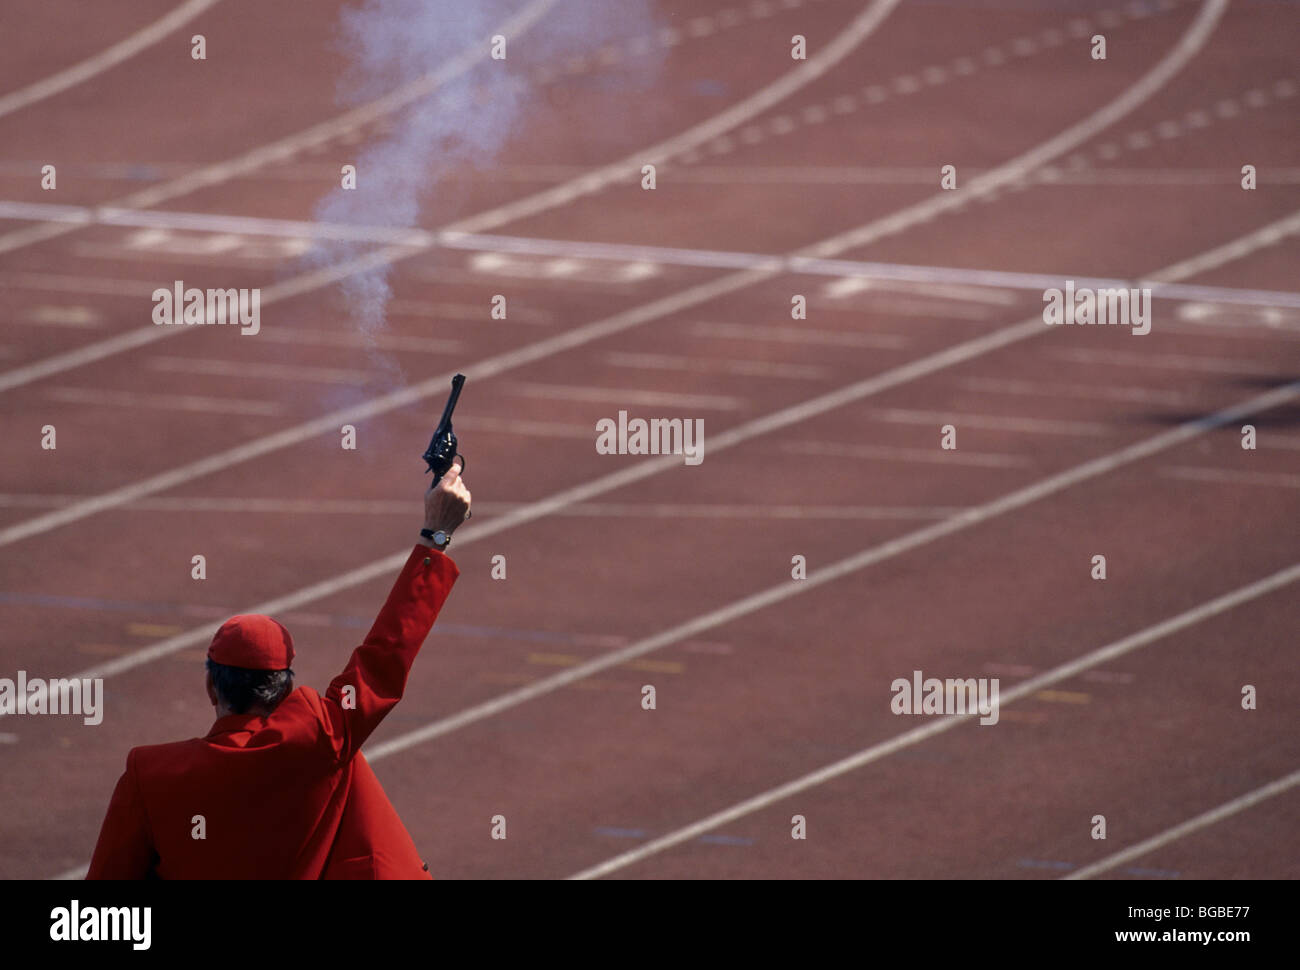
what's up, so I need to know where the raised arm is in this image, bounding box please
[319,461,471,762]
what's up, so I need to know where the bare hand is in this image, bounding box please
[424,459,471,536]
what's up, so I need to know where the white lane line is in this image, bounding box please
[1182,294,1300,329]
[1260,437,1300,452]
[955,376,1190,407]
[0,242,421,393]
[1160,221,1296,282]
[23,305,103,328]
[570,562,1300,880]
[0,271,157,297]
[69,238,312,267]
[7,203,1296,312]
[0,494,965,520]
[471,502,967,521]
[0,0,223,119]
[451,415,590,438]
[0,0,1239,548]
[691,322,906,349]
[1047,347,1282,376]
[865,408,1113,436]
[1163,466,1300,489]
[44,386,284,416]
[0,0,902,390]
[1063,768,1300,880]
[504,382,746,410]
[257,328,463,354]
[0,202,428,244]
[0,0,558,256]
[1163,320,1300,342]
[1085,78,1296,169]
[825,291,993,320]
[849,279,1019,307]
[386,299,554,325]
[147,356,372,385]
[601,351,830,380]
[788,441,1032,468]
[868,298,995,322]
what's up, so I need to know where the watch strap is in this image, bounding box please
[420,528,451,549]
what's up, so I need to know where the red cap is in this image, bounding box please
[207,614,296,670]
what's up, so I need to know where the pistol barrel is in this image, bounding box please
[437,374,466,428]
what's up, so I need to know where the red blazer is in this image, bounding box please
[86,545,458,879]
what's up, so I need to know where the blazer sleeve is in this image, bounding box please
[85,749,156,880]
[317,545,459,763]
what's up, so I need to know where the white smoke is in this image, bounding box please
[304,0,664,395]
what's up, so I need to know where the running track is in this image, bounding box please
[0,0,1296,880]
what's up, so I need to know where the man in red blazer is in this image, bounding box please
[86,462,471,879]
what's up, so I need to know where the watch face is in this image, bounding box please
[434,531,449,545]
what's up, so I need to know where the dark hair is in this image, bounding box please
[206,659,294,714]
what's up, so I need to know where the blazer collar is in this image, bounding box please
[206,711,266,738]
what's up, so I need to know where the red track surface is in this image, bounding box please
[0,0,1297,880]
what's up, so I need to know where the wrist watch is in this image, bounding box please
[420,528,451,550]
